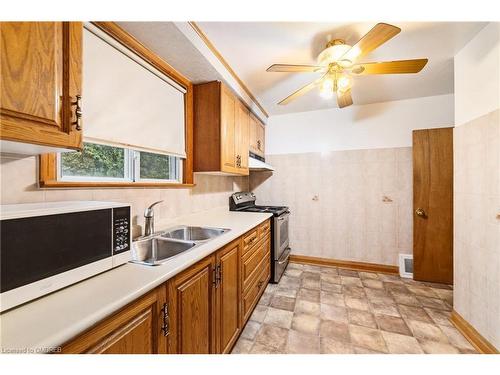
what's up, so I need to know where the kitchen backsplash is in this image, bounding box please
[0,154,248,236]
[250,147,413,266]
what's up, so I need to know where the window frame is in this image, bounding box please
[134,151,182,184]
[38,22,194,189]
[57,144,183,184]
[57,144,133,183]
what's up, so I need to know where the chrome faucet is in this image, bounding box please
[144,200,163,237]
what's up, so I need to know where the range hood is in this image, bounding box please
[248,154,274,171]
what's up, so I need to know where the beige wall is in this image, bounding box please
[453,22,500,349]
[453,109,500,348]
[250,147,413,266]
[0,154,248,236]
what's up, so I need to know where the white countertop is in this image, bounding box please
[0,207,272,351]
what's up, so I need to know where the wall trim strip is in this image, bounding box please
[187,21,269,119]
[289,254,399,275]
[450,310,499,354]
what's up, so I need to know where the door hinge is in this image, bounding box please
[161,302,170,337]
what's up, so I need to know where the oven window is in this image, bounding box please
[0,209,112,293]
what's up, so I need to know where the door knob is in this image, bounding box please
[415,208,427,217]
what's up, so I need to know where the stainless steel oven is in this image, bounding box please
[273,212,291,281]
[230,192,291,283]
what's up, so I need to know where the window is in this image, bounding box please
[59,142,182,183]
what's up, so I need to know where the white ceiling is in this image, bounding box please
[119,22,487,117]
[195,22,487,115]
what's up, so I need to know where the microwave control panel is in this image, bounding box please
[112,206,131,254]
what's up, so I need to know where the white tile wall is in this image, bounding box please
[0,154,248,236]
[454,108,500,348]
[249,147,413,266]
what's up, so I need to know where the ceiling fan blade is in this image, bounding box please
[353,59,428,75]
[267,64,324,72]
[337,89,353,108]
[341,23,401,63]
[278,75,326,105]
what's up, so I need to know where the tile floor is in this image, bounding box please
[231,263,477,354]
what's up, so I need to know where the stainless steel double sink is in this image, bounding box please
[130,226,230,266]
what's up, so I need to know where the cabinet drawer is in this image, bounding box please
[242,228,259,256]
[242,261,270,324]
[242,235,269,291]
[258,220,270,239]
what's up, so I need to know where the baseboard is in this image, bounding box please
[289,255,399,275]
[450,310,499,354]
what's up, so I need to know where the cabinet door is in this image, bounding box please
[256,121,265,156]
[216,240,241,353]
[61,287,167,354]
[249,114,259,154]
[0,22,82,150]
[220,84,236,171]
[167,256,216,354]
[235,102,249,172]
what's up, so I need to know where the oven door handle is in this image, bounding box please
[278,247,291,265]
[277,212,290,221]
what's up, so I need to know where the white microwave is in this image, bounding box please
[0,201,131,312]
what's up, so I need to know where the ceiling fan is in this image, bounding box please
[266,23,428,108]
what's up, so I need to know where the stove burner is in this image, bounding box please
[229,192,289,217]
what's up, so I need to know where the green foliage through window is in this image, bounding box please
[59,142,181,182]
[139,151,172,180]
[61,143,125,178]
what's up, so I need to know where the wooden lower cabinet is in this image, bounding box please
[166,255,216,354]
[61,219,271,354]
[216,239,241,354]
[61,287,167,354]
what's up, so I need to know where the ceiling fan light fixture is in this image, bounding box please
[270,23,427,109]
[319,77,335,99]
[337,75,352,92]
[317,41,352,66]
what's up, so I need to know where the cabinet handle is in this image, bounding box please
[212,266,218,287]
[72,95,82,131]
[257,140,261,150]
[217,264,222,286]
[161,303,170,337]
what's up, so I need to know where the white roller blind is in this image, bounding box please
[83,26,186,158]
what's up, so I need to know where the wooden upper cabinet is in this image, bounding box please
[216,239,241,354]
[235,101,249,170]
[166,255,217,354]
[61,287,167,354]
[220,84,237,170]
[249,113,265,158]
[256,120,265,156]
[0,22,83,151]
[193,81,250,176]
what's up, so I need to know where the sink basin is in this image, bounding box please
[160,226,229,242]
[130,237,197,265]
